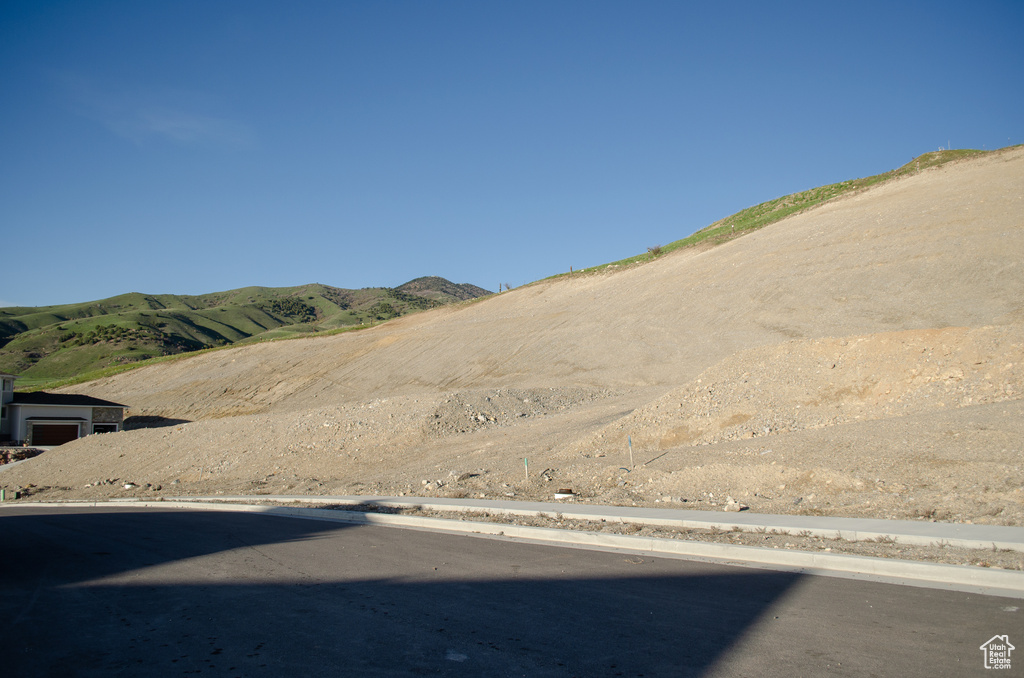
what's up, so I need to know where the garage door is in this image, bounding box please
[30,424,80,446]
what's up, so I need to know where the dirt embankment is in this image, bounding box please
[2,147,1023,535]
[573,324,1023,453]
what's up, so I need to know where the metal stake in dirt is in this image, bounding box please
[524,457,529,482]
[628,436,634,469]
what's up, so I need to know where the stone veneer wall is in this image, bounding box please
[92,407,124,424]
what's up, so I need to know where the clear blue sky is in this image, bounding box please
[2,1,1021,307]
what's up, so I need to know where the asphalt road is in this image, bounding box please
[1,506,1018,677]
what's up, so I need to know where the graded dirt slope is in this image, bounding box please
[4,147,1023,526]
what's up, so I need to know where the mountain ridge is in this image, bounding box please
[0,278,491,385]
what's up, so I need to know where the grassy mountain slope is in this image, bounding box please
[566,148,996,274]
[0,279,490,386]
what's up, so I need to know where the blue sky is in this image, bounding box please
[2,1,1021,307]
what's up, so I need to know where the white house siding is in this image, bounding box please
[8,405,92,443]
[1,375,15,400]
[0,376,14,438]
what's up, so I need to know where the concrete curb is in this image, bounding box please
[166,494,1024,552]
[8,499,1024,599]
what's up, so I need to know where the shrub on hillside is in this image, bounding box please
[259,299,318,322]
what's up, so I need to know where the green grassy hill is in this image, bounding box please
[0,278,491,387]
[562,148,998,275]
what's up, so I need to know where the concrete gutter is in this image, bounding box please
[9,497,1024,599]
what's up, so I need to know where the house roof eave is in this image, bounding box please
[9,393,128,408]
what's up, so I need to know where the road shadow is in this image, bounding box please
[3,505,989,677]
[0,506,801,677]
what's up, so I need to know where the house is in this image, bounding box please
[1,373,128,446]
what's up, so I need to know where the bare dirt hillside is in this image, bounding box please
[4,147,1023,527]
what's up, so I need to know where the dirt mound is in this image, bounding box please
[571,324,1024,454]
[427,387,618,438]
[3,146,1023,528]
